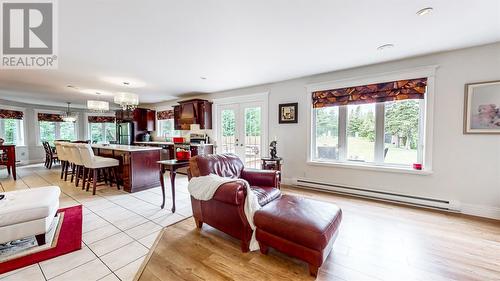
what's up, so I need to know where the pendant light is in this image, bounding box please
[87,92,110,112]
[62,102,78,122]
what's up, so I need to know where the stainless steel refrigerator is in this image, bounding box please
[117,122,133,145]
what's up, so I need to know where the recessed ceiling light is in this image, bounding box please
[200,77,207,80]
[100,77,146,88]
[416,7,433,16]
[67,85,76,89]
[79,89,113,96]
[377,44,394,51]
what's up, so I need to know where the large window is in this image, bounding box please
[39,121,77,145]
[0,119,24,145]
[311,77,427,168]
[89,122,116,143]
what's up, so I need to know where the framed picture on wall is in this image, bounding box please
[464,80,500,134]
[279,103,298,124]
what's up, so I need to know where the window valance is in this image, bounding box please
[88,116,116,123]
[38,113,63,122]
[0,109,23,120]
[157,110,174,120]
[312,77,427,108]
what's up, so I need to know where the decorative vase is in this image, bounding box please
[0,138,4,145]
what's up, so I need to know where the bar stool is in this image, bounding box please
[66,143,85,187]
[76,144,120,195]
[54,141,69,180]
[60,142,74,181]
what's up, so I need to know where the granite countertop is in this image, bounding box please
[91,144,163,152]
[135,141,213,146]
[135,141,174,145]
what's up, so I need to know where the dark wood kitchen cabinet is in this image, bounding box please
[140,109,156,131]
[173,99,212,130]
[116,108,156,131]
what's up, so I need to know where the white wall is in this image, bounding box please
[0,99,87,163]
[153,42,500,219]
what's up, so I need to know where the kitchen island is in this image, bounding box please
[91,144,162,193]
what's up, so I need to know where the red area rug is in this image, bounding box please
[0,205,82,274]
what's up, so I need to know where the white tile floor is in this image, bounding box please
[0,164,192,281]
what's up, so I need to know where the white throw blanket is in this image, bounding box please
[188,173,261,251]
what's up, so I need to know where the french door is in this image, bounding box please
[217,101,265,169]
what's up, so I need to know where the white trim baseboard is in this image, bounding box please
[18,159,45,165]
[460,203,500,220]
[282,177,500,220]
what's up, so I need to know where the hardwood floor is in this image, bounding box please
[136,186,500,281]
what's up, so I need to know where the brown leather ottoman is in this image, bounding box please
[254,195,342,276]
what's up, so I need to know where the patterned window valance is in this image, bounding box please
[38,113,63,122]
[88,116,116,123]
[157,110,174,120]
[0,109,23,120]
[312,77,427,108]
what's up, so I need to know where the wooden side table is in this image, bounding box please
[0,145,16,180]
[158,159,190,213]
[261,157,282,182]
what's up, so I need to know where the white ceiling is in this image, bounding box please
[1,0,499,107]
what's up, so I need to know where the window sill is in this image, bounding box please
[307,160,433,175]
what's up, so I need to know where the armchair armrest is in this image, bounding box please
[212,181,247,205]
[241,168,280,188]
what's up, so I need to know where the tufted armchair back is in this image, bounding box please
[189,153,244,179]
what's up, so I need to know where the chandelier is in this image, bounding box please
[87,100,109,112]
[62,102,78,122]
[87,93,109,112]
[114,92,139,110]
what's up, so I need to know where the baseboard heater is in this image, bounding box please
[293,178,460,212]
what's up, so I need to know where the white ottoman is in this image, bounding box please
[0,186,60,245]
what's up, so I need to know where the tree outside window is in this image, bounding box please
[89,122,116,143]
[312,99,423,166]
[39,121,77,145]
[157,119,179,139]
[0,119,23,145]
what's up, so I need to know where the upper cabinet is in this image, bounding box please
[116,108,156,131]
[173,99,212,130]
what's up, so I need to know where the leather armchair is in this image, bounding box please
[188,153,281,252]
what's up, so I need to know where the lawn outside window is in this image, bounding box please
[312,100,424,168]
[308,68,435,173]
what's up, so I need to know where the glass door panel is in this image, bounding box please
[243,106,262,168]
[219,106,238,154]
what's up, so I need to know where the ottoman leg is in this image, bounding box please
[309,264,319,277]
[258,242,269,255]
[35,233,46,246]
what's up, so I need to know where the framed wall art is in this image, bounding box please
[279,103,298,124]
[464,80,500,134]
